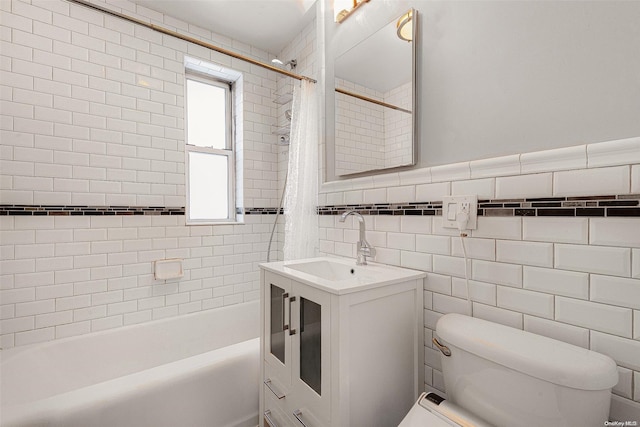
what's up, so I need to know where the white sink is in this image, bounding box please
[260,257,426,295]
[284,259,373,282]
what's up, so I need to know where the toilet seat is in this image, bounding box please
[398,393,493,427]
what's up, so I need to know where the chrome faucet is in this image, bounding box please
[339,210,376,265]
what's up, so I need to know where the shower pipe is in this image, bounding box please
[65,0,317,84]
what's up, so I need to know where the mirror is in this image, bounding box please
[332,9,417,177]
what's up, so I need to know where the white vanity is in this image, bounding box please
[259,256,426,427]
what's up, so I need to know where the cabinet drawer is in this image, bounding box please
[264,360,290,398]
[264,391,293,427]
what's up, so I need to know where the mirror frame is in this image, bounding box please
[324,8,418,182]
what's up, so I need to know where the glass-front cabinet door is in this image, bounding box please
[264,271,292,390]
[290,282,331,422]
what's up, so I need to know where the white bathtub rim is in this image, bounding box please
[1,299,260,408]
[1,337,260,427]
[1,299,259,362]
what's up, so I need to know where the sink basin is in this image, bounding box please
[284,259,373,282]
[260,257,426,295]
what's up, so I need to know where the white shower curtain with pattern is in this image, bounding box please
[283,79,319,260]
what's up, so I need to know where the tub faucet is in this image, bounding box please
[339,210,376,265]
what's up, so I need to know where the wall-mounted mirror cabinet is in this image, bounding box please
[325,8,418,180]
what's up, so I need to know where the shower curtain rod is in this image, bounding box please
[65,0,317,84]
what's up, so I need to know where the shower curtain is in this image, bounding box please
[283,79,319,260]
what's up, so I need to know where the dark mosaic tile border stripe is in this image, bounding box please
[317,195,640,217]
[0,205,285,216]
[0,205,186,216]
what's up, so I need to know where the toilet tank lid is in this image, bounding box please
[436,314,618,391]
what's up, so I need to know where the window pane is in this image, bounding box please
[188,151,228,220]
[186,79,227,149]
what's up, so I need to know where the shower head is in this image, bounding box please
[271,58,297,70]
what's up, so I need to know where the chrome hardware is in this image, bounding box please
[282,292,289,331]
[264,379,285,399]
[288,296,297,335]
[264,410,278,427]
[339,210,376,265]
[292,409,309,427]
[432,337,451,357]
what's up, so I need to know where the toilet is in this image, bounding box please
[400,313,619,426]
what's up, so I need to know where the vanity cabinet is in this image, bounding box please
[259,258,425,427]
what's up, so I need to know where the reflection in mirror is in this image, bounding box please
[333,9,416,177]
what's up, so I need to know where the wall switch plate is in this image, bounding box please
[442,195,478,230]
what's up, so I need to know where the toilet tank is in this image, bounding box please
[436,314,618,427]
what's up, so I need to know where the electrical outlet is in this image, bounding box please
[442,195,478,230]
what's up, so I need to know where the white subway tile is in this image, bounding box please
[634,310,640,340]
[415,182,450,202]
[15,299,55,317]
[374,247,400,266]
[612,367,633,399]
[495,173,553,199]
[416,234,450,255]
[523,315,589,348]
[431,161,470,183]
[451,178,495,200]
[433,255,470,279]
[387,185,415,203]
[373,215,400,232]
[472,303,523,329]
[56,321,91,339]
[590,218,640,248]
[0,316,34,334]
[363,188,386,204]
[472,217,521,240]
[451,237,495,261]
[555,244,631,277]
[497,287,553,319]
[520,145,586,174]
[523,266,589,299]
[400,251,432,272]
[35,311,72,329]
[591,331,640,371]
[343,190,362,205]
[554,166,630,196]
[523,217,588,244]
[387,232,415,251]
[399,168,431,186]
[635,372,640,403]
[591,275,640,310]
[556,297,632,338]
[424,273,451,295]
[400,216,432,234]
[452,278,496,305]
[587,137,640,168]
[91,315,123,332]
[15,327,54,346]
[496,240,553,267]
[472,260,522,288]
[433,294,468,315]
[634,249,640,279]
[469,154,520,179]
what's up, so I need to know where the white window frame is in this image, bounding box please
[185,72,236,224]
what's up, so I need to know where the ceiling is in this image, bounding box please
[131,0,317,54]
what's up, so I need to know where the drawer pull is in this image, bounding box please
[264,409,278,427]
[264,378,285,399]
[293,409,309,427]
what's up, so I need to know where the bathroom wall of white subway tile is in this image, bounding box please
[0,0,315,348]
[319,137,640,415]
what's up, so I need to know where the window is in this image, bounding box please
[185,73,235,223]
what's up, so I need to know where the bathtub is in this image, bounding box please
[0,300,260,427]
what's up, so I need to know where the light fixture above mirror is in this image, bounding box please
[334,0,370,23]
